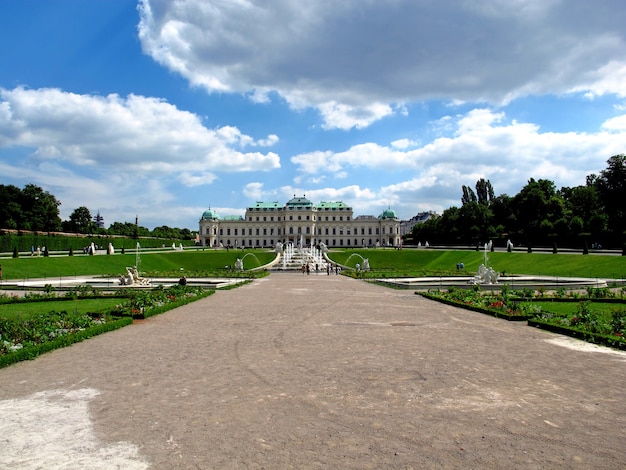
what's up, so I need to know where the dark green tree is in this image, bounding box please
[511,178,557,245]
[461,185,477,206]
[64,206,97,234]
[475,178,495,206]
[591,155,626,243]
[19,184,62,231]
[0,185,23,229]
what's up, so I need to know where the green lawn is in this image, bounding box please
[0,249,276,280]
[0,247,624,281]
[523,300,619,317]
[328,249,626,279]
[0,298,125,321]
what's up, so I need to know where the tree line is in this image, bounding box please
[0,183,194,240]
[406,155,626,249]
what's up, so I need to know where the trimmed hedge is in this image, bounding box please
[139,289,215,319]
[528,319,626,350]
[0,317,132,369]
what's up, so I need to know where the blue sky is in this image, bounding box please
[1,0,625,230]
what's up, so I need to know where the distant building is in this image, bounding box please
[400,211,438,236]
[93,211,105,229]
[199,196,400,248]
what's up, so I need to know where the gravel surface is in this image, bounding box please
[1,272,625,469]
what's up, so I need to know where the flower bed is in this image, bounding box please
[419,285,530,321]
[419,286,626,350]
[0,284,217,368]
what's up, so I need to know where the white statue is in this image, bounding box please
[235,258,244,271]
[119,266,150,286]
[361,258,370,271]
[470,264,499,285]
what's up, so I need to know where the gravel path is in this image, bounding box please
[1,273,625,469]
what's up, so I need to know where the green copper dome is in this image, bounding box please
[378,208,397,219]
[201,208,221,221]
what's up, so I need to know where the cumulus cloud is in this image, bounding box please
[0,87,280,173]
[0,86,282,227]
[137,0,626,129]
[290,108,626,216]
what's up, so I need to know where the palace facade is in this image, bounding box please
[199,196,400,248]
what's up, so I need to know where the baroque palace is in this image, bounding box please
[199,196,400,249]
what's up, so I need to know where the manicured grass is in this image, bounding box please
[329,249,626,279]
[0,298,125,321]
[0,249,276,280]
[1,247,624,280]
[525,300,618,317]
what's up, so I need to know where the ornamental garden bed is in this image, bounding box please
[420,286,626,350]
[0,284,217,368]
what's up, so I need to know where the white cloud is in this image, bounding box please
[178,172,218,187]
[0,86,283,228]
[0,87,281,174]
[290,108,626,218]
[243,182,267,200]
[602,114,626,132]
[317,102,394,130]
[138,0,626,129]
[391,138,419,150]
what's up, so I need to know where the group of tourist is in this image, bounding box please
[301,263,341,275]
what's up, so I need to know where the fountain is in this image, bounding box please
[235,252,261,271]
[135,242,142,275]
[345,253,370,271]
[470,242,498,284]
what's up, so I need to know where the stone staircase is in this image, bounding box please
[273,248,328,271]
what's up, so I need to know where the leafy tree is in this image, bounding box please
[459,201,493,242]
[108,221,150,238]
[64,206,97,234]
[0,185,23,229]
[475,178,495,206]
[490,194,514,233]
[511,178,557,244]
[461,185,477,206]
[591,154,626,242]
[0,184,62,231]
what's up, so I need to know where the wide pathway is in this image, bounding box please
[1,273,625,469]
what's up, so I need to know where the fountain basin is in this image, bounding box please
[376,275,615,291]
